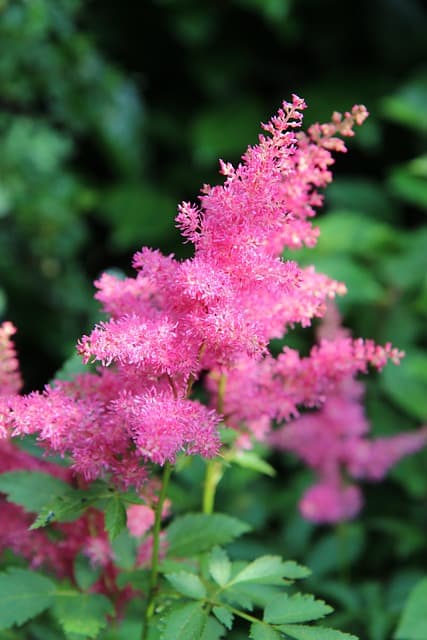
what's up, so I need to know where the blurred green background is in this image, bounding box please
[0,1,426,636]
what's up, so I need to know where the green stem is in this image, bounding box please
[202,373,227,514]
[142,462,173,640]
[202,459,223,514]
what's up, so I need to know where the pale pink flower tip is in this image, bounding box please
[0,321,22,397]
[84,536,113,568]
[127,504,155,538]
[300,482,362,524]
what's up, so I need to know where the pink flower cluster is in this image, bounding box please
[0,322,169,599]
[0,96,424,527]
[271,307,426,522]
[271,373,427,523]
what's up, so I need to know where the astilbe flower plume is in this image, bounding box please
[268,306,427,523]
[0,324,95,577]
[0,96,414,496]
[0,325,171,603]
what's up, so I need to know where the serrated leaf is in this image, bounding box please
[209,547,231,586]
[0,471,71,512]
[228,583,281,608]
[52,592,114,638]
[116,569,150,592]
[394,577,427,639]
[277,625,358,640]
[264,593,333,624]
[221,586,254,611]
[201,616,226,640]
[159,559,198,574]
[73,553,102,591]
[29,481,109,529]
[230,555,296,586]
[213,606,233,630]
[250,622,282,640]
[230,450,276,477]
[161,602,208,640]
[165,572,207,600]
[105,494,127,542]
[166,514,251,557]
[281,562,311,580]
[0,568,56,629]
[111,529,138,570]
[30,493,88,529]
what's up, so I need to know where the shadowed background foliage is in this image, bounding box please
[0,1,426,637]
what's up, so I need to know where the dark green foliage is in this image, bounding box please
[0,568,55,629]
[394,578,427,640]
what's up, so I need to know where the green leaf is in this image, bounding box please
[165,572,207,600]
[53,352,88,382]
[379,227,427,290]
[104,494,127,542]
[326,178,397,221]
[280,562,311,580]
[52,591,114,638]
[0,470,71,513]
[30,493,89,529]
[111,529,138,570]
[0,568,55,629]
[209,547,231,586]
[161,602,208,640]
[394,577,427,639]
[221,586,254,611]
[201,616,226,640]
[159,559,199,575]
[213,606,233,630]
[230,450,276,477]
[388,165,427,210]
[166,514,251,557]
[230,556,298,586]
[116,569,150,592]
[316,210,395,255]
[249,622,282,640]
[306,525,364,576]
[29,481,110,529]
[264,593,333,624]
[277,625,358,640]
[381,73,427,133]
[304,256,385,306]
[381,350,427,421]
[73,554,102,591]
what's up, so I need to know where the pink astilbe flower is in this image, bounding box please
[79,96,366,384]
[7,371,149,487]
[206,337,404,439]
[127,504,156,538]
[268,306,427,523]
[300,482,362,524]
[0,322,23,439]
[113,390,220,465]
[271,380,427,523]
[2,97,395,490]
[0,322,22,397]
